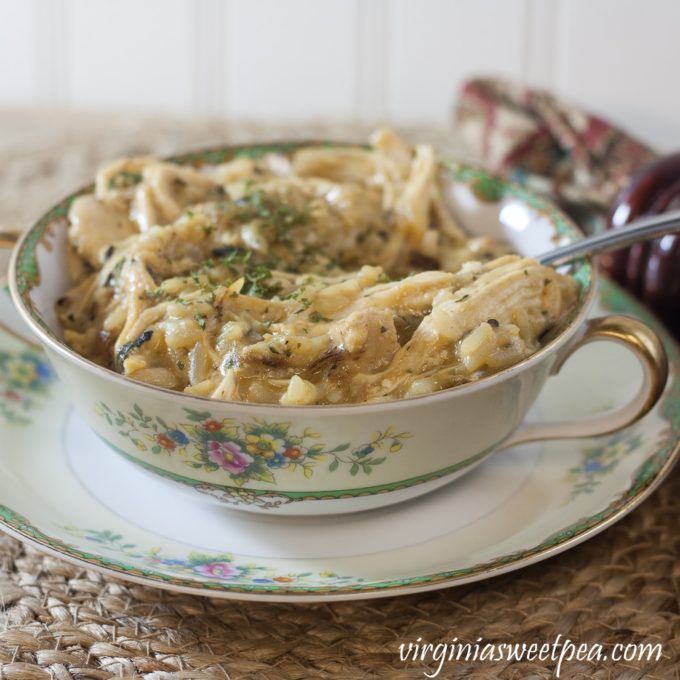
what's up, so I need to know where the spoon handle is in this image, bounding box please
[538,208,680,266]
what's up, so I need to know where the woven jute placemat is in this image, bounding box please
[0,111,678,679]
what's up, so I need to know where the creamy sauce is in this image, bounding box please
[57,129,578,404]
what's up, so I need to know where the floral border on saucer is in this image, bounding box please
[567,429,646,499]
[0,345,54,425]
[60,528,363,587]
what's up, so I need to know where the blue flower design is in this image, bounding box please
[264,452,288,469]
[584,460,603,473]
[167,429,190,445]
[34,360,53,381]
[355,445,375,459]
[567,432,643,500]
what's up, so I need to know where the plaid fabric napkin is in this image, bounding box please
[454,78,656,232]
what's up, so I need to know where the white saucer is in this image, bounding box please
[0,280,678,601]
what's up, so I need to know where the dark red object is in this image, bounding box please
[602,153,680,338]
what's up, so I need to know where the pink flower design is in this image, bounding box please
[207,441,253,474]
[193,561,240,580]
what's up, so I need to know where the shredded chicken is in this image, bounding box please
[57,129,579,404]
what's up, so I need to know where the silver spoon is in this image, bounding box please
[538,208,680,266]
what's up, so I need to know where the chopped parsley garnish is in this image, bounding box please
[294,297,313,314]
[227,187,309,244]
[194,312,207,329]
[105,257,126,287]
[283,280,311,301]
[309,311,331,323]
[241,265,282,298]
[220,246,252,264]
[108,171,142,190]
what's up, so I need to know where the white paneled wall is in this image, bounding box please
[228,0,359,119]
[67,0,195,112]
[386,0,528,121]
[0,1,37,101]
[553,0,680,150]
[1,0,680,150]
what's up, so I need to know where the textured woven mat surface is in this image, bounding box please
[0,110,678,679]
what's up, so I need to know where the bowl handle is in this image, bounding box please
[498,314,668,449]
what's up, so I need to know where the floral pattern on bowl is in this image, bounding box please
[95,401,412,486]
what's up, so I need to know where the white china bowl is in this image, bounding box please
[7,143,668,515]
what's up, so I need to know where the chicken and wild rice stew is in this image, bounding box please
[57,129,578,405]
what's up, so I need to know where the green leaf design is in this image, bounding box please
[184,408,212,422]
[332,443,351,452]
[252,469,276,485]
[96,402,411,486]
